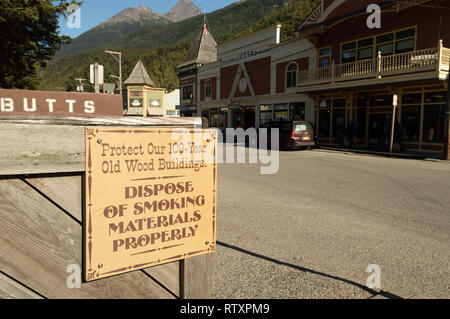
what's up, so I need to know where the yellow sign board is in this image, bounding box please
[84,127,217,281]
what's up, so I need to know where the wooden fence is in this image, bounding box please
[0,116,215,299]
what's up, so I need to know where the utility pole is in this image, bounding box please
[105,50,123,94]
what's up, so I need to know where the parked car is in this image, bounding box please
[259,120,316,150]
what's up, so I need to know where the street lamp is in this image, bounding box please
[105,50,122,94]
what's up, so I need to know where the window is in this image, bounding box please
[387,28,415,55]
[274,104,288,121]
[219,108,228,127]
[401,105,421,142]
[205,80,212,98]
[286,63,298,88]
[422,92,447,143]
[402,93,422,105]
[399,91,446,144]
[182,86,193,100]
[423,104,445,142]
[356,109,367,138]
[342,38,374,63]
[341,27,416,63]
[318,108,331,138]
[260,105,273,127]
[210,108,219,127]
[358,38,374,60]
[342,42,357,63]
[295,122,313,132]
[376,33,394,56]
[332,100,346,140]
[396,39,415,54]
[370,95,393,107]
[290,102,305,121]
[318,47,331,67]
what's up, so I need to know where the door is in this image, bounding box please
[369,113,390,147]
[244,106,256,129]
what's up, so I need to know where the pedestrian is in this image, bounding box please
[394,122,405,152]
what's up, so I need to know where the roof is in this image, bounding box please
[178,24,217,69]
[124,60,156,86]
[297,0,395,35]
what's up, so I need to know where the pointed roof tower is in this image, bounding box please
[124,60,156,86]
[178,22,217,69]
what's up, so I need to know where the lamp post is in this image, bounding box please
[110,75,120,93]
[105,50,122,94]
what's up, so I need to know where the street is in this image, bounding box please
[215,145,450,299]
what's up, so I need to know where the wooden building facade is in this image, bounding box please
[297,0,450,155]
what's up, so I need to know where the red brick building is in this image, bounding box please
[297,0,450,156]
[182,24,317,130]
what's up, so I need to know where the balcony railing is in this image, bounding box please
[298,41,449,88]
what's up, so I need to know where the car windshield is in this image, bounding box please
[294,122,313,132]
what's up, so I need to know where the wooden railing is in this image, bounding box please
[299,42,449,87]
[442,47,450,68]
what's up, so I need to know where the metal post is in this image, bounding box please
[119,53,123,93]
[94,63,99,94]
[390,94,398,153]
[105,50,123,94]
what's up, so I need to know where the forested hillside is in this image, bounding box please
[39,0,316,92]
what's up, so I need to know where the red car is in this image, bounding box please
[260,120,316,150]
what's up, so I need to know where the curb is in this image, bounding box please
[315,147,447,162]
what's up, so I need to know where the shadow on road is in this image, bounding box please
[217,241,402,299]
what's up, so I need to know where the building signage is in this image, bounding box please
[220,48,270,65]
[228,100,241,110]
[0,89,123,116]
[84,127,218,281]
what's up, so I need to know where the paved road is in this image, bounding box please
[215,145,450,299]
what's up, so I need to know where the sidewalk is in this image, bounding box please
[316,146,447,162]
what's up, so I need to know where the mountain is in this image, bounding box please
[57,1,202,57]
[40,0,317,91]
[101,5,169,25]
[167,0,203,22]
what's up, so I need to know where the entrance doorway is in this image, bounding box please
[368,113,391,149]
[233,106,255,129]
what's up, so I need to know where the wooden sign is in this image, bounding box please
[0,89,123,116]
[84,127,217,281]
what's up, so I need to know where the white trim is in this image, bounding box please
[241,62,256,97]
[318,0,347,23]
[285,62,299,90]
[229,64,243,100]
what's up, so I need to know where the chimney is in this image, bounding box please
[276,24,282,44]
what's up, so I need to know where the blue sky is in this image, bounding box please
[59,0,238,38]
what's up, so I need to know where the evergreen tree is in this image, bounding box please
[0,0,79,89]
